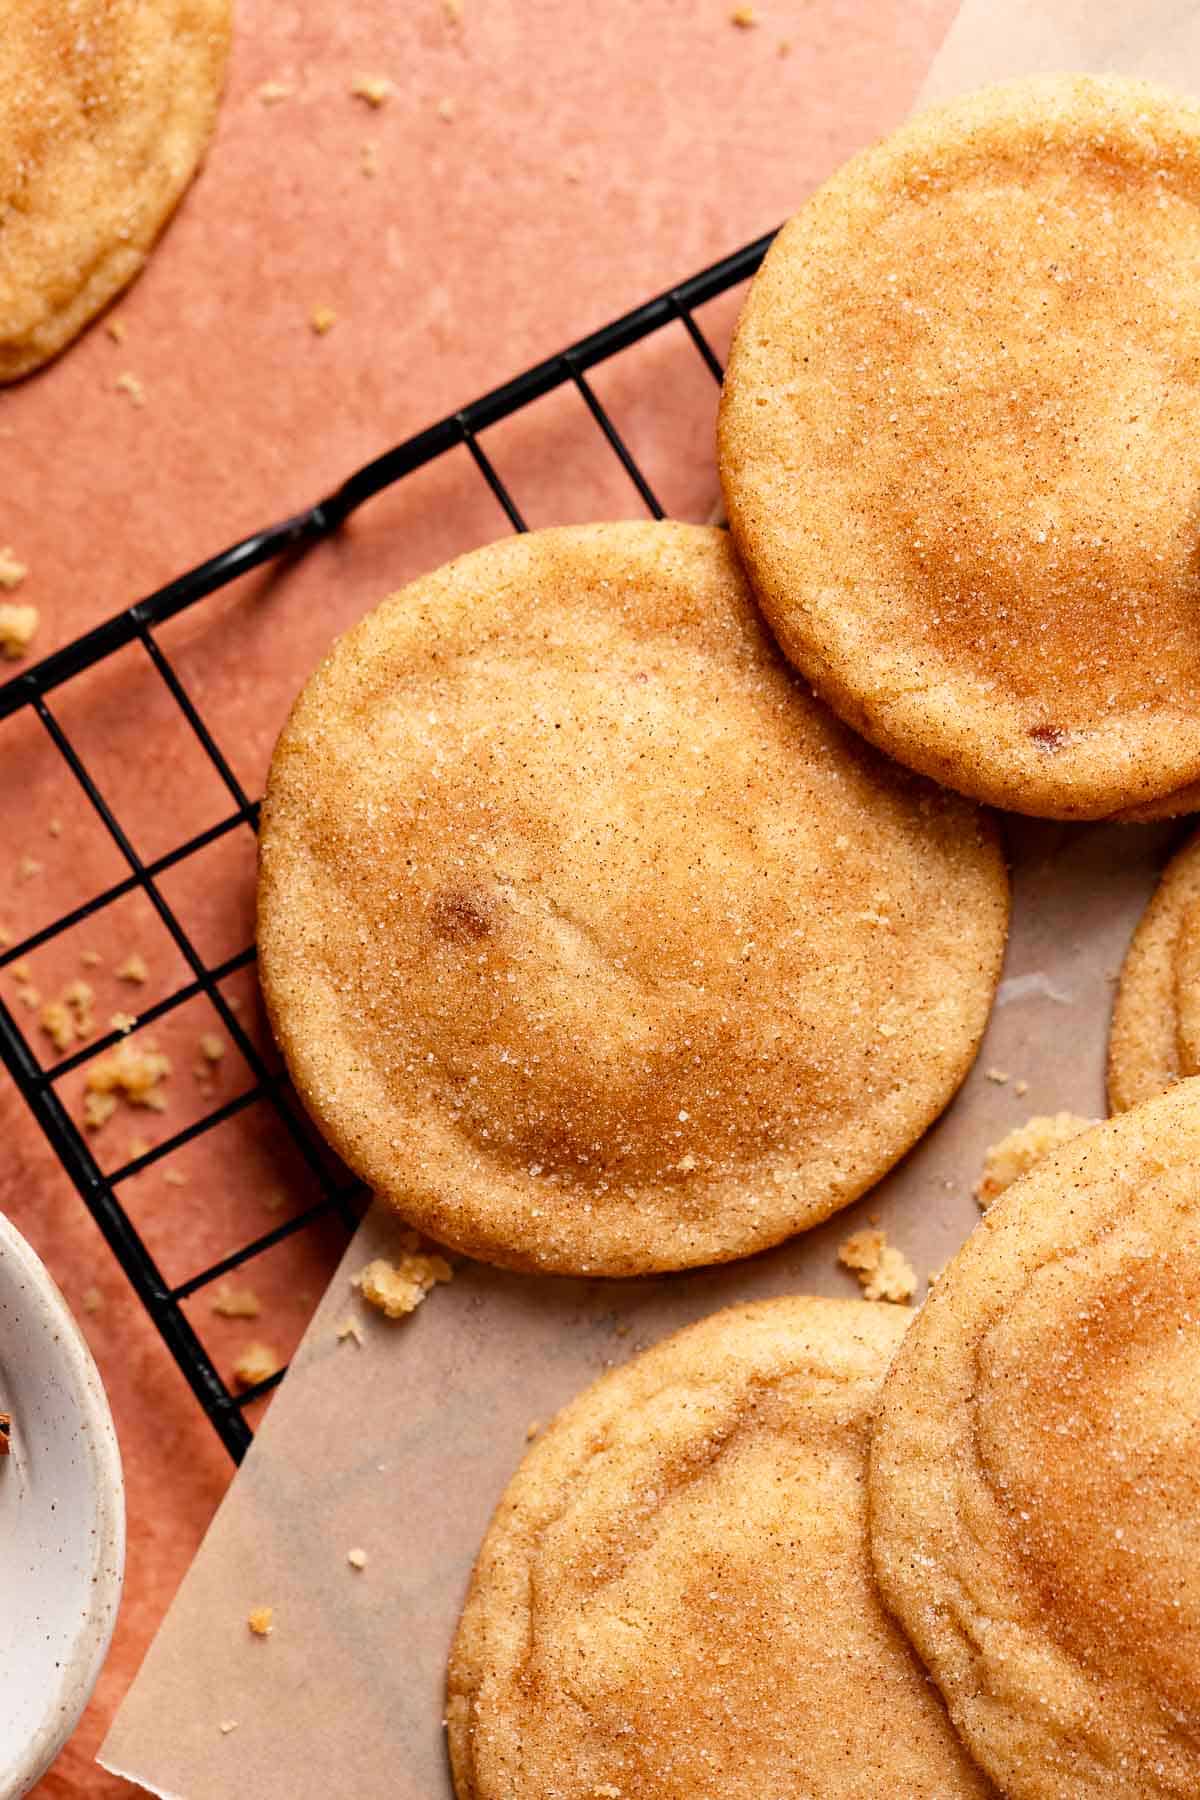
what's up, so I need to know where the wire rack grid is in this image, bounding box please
[0,231,773,1464]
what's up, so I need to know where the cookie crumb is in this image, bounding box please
[163,1168,188,1188]
[436,95,457,122]
[212,1285,261,1320]
[17,854,42,881]
[442,0,463,22]
[350,73,392,106]
[219,1719,238,1735]
[110,1011,137,1034]
[1014,1078,1029,1097]
[975,1112,1096,1211]
[0,602,37,663]
[837,1227,916,1303]
[354,1248,453,1318]
[777,35,792,55]
[730,4,757,23]
[47,817,62,838]
[117,952,148,985]
[105,319,127,343]
[15,984,41,1011]
[310,305,337,336]
[0,548,28,591]
[360,139,380,177]
[985,1066,1010,1085]
[263,1188,286,1213]
[247,1606,274,1637]
[336,1314,365,1347]
[232,1343,281,1390]
[84,1039,170,1125]
[525,1418,542,1441]
[80,949,103,969]
[127,1136,152,1160]
[81,1286,104,1314]
[257,80,293,104]
[347,1547,368,1570]
[199,1032,224,1063]
[114,371,146,407]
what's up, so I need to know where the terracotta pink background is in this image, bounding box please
[1,2,955,1790]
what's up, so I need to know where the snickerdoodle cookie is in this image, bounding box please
[720,74,1200,820]
[258,522,1007,1275]
[1109,830,1200,1110]
[1,0,231,380]
[447,1297,993,1798]
[870,1082,1200,1798]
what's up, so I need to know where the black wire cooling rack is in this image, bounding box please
[0,230,772,1463]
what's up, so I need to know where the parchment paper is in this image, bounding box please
[101,4,1198,1793]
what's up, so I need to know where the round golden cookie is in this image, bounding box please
[1109,829,1200,1110]
[0,0,231,381]
[869,1082,1200,1798]
[257,522,1008,1276]
[719,74,1200,821]
[447,1296,994,1799]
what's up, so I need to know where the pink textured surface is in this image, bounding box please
[0,1,955,1791]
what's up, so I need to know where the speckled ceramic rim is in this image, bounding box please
[0,1212,125,1797]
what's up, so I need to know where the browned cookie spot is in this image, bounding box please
[428,888,494,945]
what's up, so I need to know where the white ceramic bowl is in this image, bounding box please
[0,1211,124,1797]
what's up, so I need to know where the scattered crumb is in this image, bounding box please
[0,927,9,949]
[347,1547,368,1570]
[985,1067,1010,1085]
[838,1228,917,1304]
[777,36,792,55]
[354,1246,453,1318]
[360,139,380,177]
[15,984,40,1010]
[127,1136,152,1160]
[81,1286,104,1314]
[0,602,36,661]
[0,548,28,591]
[436,95,457,122]
[730,3,757,23]
[47,818,62,838]
[227,995,243,1012]
[310,305,337,336]
[562,161,584,184]
[350,73,392,106]
[219,1720,238,1735]
[525,1418,542,1441]
[114,371,146,407]
[442,0,463,22]
[336,1314,365,1347]
[212,1285,261,1320]
[263,1189,286,1213]
[105,319,127,344]
[1014,1078,1029,1097]
[232,1343,281,1391]
[83,1038,171,1128]
[246,1606,274,1637]
[975,1112,1096,1211]
[80,949,103,969]
[163,1168,188,1187]
[199,1033,224,1062]
[83,1092,117,1129]
[117,953,148,985]
[257,80,293,104]
[110,1011,137,1034]
[17,854,42,881]
[39,979,95,1051]
[10,960,30,983]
